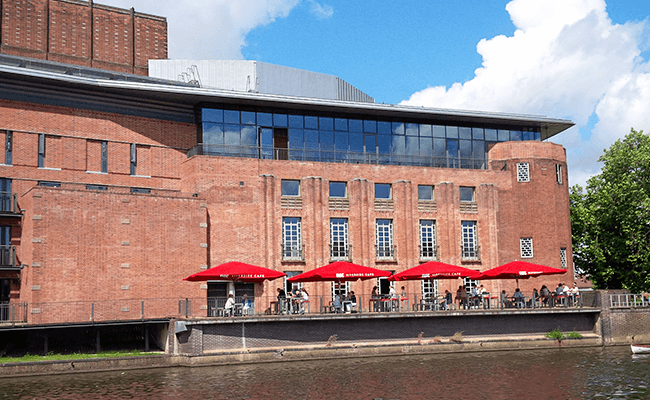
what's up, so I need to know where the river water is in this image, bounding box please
[0,346,648,399]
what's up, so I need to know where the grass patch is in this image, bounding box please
[566,331,583,339]
[1,350,157,364]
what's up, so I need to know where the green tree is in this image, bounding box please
[570,129,650,292]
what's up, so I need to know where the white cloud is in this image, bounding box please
[106,0,300,59]
[401,0,650,187]
[308,0,334,19]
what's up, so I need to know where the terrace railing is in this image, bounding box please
[609,293,650,308]
[188,144,488,170]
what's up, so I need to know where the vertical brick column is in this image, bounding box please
[435,182,456,264]
[260,174,277,270]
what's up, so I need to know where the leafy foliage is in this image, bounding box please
[570,129,650,292]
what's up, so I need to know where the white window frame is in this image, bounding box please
[556,164,563,185]
[422,279,438,299]
[282,217,302,260]
[517,162,530,182]
[330,218,349,260]
[376,219,394,260]
[331,281,350,298]
[461,221,478,260]
[520,237,534,258]
[419,220,437,260]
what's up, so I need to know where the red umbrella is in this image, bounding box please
[388,261,481,281]
[477,260,566,287]
[183,261,287,283]
[287,261,391,283]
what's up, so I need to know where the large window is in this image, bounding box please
[375,183,391,199]
[376,219,394,260]
[281,180,300,197]
[460,186,475,202]
[329,181,347,198]
[422,279,438,300]
[420,220,437,260]
[418,185,434,201]
[461,221,478,260]
[199,107,542,169]
[0,225,10,267]
[282,217,302,260]
[330,218,349,261]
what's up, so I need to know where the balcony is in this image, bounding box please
[376,245,395,261]
[461,244,481,262]
[188,144,489,170]
[0,192,22,218]
[330,244,352,262]
[282,244,305,262]
[419,244,439,261]
[0,245,19,271]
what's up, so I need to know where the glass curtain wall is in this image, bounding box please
[199,107,542,169]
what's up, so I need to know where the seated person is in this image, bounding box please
[345,291,357,313]
[513,288,525,307]
[224,293,235,316]
[241,294,252,315]
[332,293,342,313]
[500,290,513,308]
[540,285,551,306]
[440,290,452,310]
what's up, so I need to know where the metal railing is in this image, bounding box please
[609,293,650,308]
[0,245,17,268]
[0,191,20,214]
[188,144,488,170]
[0,302,27,323]
[330,244,352,261]
[461,244,481,261]
[282,244,305,261]
[0,290,592,326]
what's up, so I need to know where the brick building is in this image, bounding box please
[0,49,575,323]
[0,0,167,75]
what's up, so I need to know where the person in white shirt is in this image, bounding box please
[224,293,235,317]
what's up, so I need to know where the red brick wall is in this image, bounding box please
[20,186,207,324]
[181,147,573,304]
[0,0,167,75]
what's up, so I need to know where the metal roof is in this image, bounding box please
[0,58,574,139]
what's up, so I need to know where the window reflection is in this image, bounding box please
[198,108,541,169]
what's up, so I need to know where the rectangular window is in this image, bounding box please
[4,130,12,165]
[281,180,300,197]
[461,221,478,260]
[330,218,349,261]
[0,225,11,267]
[130,143,137,176]
[376,219,394,260]
[329,181,347,198]
[0,178,11,212]
[560,248,567,269]
[282,217,302,260]
[418,185,434,200]
[86,184,108,191]
[517,162,530,182]
[332,281,350,298]
[459,186,475,202]
[38,134,46,168]
[421,279,438,300]
[375,183,391,199]
[520,237,534,258]
[284,271,303,293]
[37,181,61,188]
[130,187,151,194]
[556,164,563,185]
[101,141,108,173]
[420,220,437,260]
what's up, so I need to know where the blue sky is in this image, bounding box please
[108,0,650,187]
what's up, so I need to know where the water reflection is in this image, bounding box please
[1,347,648,399]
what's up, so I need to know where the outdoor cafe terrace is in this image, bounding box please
[1,291,648,326]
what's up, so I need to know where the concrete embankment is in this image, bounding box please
[1,332,602,378]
